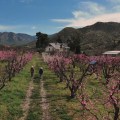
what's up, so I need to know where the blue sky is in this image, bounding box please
[0,0,120,35]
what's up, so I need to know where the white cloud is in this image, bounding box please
[52,1,120,28]
[31,26,37,30]
[80,2,106,16]
[72,11,91,19]
[52,13,120,28]
[67,13,120,27]
[0,25,38,35]
[0,25,16,31]
[52,19,73,23]
[112,5,120,12]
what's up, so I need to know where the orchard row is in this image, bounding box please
[0,50,33,90]
[43,53,120,120]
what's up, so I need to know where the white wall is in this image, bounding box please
[45,46,54,52]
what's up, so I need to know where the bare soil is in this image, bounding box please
[40,79,51,120]
[19,80,34,120]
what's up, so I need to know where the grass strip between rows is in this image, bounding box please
[0,54,37,120]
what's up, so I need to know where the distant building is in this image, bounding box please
[45,43,70,53]
[102,50,120,56]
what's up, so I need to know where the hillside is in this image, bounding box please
[79,22,120,55]
[25,40,37,48]
[49,22,120,55]
[15,22,120,55]
[0,32,35,46]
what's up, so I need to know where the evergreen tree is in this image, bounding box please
[36,32,49,50]
[67,34,82,54]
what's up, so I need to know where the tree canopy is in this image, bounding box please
[36,32,49,51]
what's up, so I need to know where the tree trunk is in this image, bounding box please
[70,86,76,98]
[9,73,11,81]
[70,90,76,98]
[114,104,119,120]
[59,76,63,82]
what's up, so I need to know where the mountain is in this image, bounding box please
[79,22,120,33]
[49,27,82,43]
[49,22,120,55]
[25,40,37,48]
[0,32,35,46]
[79,22,120,55]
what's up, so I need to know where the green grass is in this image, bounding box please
[41,57,112,120]
[0,54,37,120]
[41,60,74,120]
[26,56,43,120]
[26,77,42,120]
[0,53,117,120]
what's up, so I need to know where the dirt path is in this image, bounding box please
[19,54,51,120]
[19,79,34,120]
[40,79,51,120]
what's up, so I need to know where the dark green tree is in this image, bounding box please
[36,32,49,50]
[56,34,62,43]
[67,33,82,54]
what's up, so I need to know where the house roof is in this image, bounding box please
[49,43,69,50]
[103,51,120,55]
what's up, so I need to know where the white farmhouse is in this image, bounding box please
[45,43,70,53]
